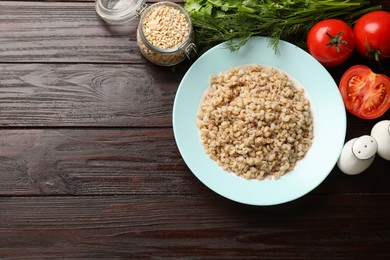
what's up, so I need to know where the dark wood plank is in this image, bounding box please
[0,1,140,63]
[0,128,201,195]
[0,63,188,127]
[1,2,389,128]
[0,128,389,196]
[1,0,389,65]
[0,194,389,259]
[6,0,181,2]
[0,1,185,63]
[0,61,387,128]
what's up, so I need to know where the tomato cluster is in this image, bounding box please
[307,11,390,67]
[307,19,355,67]
[306,11,390,120]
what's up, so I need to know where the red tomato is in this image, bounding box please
[339,65,390,120]
[353,10,390,61]
[307,19,355,67]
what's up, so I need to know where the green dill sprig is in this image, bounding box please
[184,0,382,54]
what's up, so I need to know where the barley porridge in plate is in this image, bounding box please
[197,64,314,180]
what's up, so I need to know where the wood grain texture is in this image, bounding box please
[0,194,389,259]
[0,63,188,127]
[0,128,197,195]
[1,128,389,196]
[0,1,140,63]
[0,61,387,128]
[0,0,389,259]
[0,1,184,63]
[1,0,389,65]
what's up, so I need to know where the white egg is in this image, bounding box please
[371,120,390,161]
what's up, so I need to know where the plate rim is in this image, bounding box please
[173,36,347,206]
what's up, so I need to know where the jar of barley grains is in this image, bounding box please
[95,0,196,66]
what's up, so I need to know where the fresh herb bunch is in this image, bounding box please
[184,0,382,53]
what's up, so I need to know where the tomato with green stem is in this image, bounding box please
[353,10,390,61]
[339,65,390,120]
[307,19,355,67]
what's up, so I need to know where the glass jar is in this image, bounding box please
[95,0,147,24]
[95,0,196,66]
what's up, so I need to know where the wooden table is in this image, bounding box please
[1,1,389,259]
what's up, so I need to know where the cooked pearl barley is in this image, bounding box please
[197,65,314,180]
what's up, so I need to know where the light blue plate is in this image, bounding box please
[173,36,346,206]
